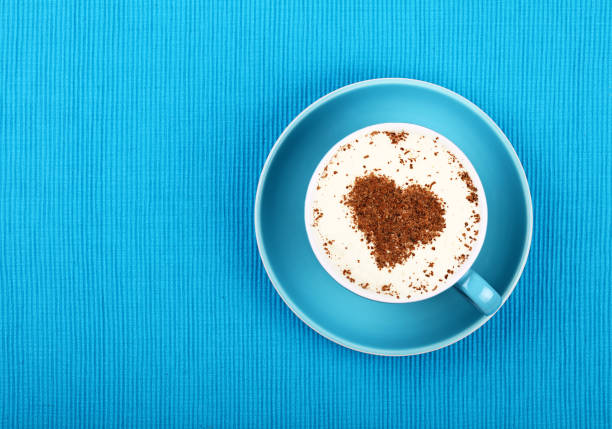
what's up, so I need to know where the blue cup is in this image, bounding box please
[304,123,501,315]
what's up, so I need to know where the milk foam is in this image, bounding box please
[308,124,485,300]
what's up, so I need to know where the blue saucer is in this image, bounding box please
[255,79,533,355]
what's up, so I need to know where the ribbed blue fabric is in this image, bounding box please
[0,0,610,427]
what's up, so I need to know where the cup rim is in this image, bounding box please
[304,123,488,304]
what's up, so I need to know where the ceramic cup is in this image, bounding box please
[304,123,502,315]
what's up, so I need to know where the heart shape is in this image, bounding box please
[343,173,446,269]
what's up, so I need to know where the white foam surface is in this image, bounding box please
[308,124,485,299]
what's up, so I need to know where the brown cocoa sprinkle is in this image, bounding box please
[360,282,369,289]
[459,170,479,204]
[312,208,324,227]
[381,284,391,291]
[322,240,331,256]
[343,173,446,269]
[363,155,369,159]
[383,131,408,145]
[370,131,380,136]
[342,269,356,283]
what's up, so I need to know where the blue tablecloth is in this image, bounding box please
[1,1,610,427]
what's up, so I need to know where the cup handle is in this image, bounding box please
[455,270,502,315]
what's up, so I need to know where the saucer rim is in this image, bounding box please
[254,78,533,356]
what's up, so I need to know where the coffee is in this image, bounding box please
[306,124,485,300]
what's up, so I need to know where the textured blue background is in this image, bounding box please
[0,0,610,427]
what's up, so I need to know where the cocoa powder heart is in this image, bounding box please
[343,173,446,269]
